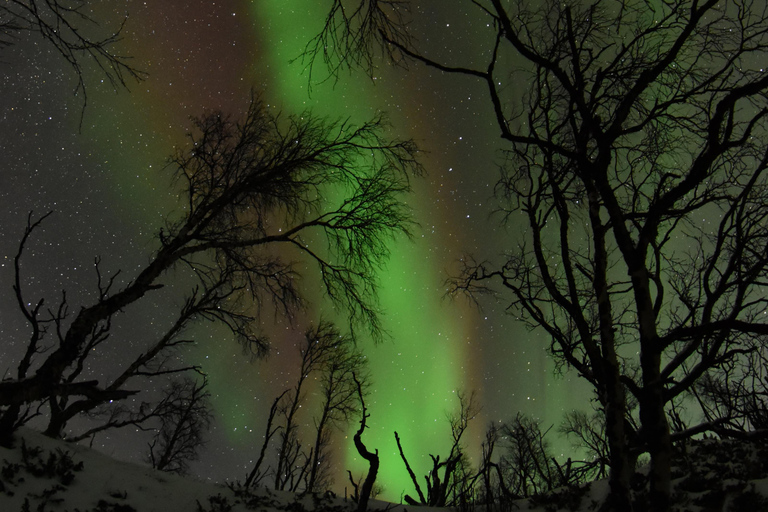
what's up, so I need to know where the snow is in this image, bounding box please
[0,428,437,512]
[2,428,242,511]
[4,428,768,512]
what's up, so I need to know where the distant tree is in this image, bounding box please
[694,346,768,439]
[39,269,223,440]
[0,94,420,447]
[271,324,335,492]
[0,0,144,118]
[306,1,768,510]
[45,376,212,474]
[474,414,602,509]
[497,414,557,498]
[559,410,610,482]
[395,390,478,507]
[474,423,517,508]
[268,322,368,493]
[307,327,368,492]
[244,389,288,488]
[148,377,212,474]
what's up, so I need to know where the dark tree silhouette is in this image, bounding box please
[395,390,478,507]
[271,324,337,492]
[307,328,368,492]
[560,410,611,482]
[1,0,145,119]
[244,389,288,488]
[147,377,212,474]
[0,94,420,447]
[306,1,768,510]
[694,346,768,439]
[497,414,556,498]
[471,415,603,509]
[350,373,378,512]
[474,423,518,508]
[49,376,212,474]
[267,322,369,493]
[40,267,226,440]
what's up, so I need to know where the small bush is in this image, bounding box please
[19,439,83,485]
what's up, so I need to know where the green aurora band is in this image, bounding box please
[11,0,616,500]
[249,1,474,500]
[66,0,484,500]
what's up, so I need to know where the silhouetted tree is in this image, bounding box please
[498,414,557,498]
[474,414,599,509]
[244,390,288,488]
[64,378,207,448]
[348,372,379,512]
[694,346,768,440]
[396,390,478,507]
[148,377,212,474]
[474,423,518,509]
[1,0,144,118]
[268,322,369,493]
[306,1,768,510]
[61,377,213,475]
[40,267,226,440]
[560,410,610,482]
[350,373,378,512]
[272,323,336,492]
[307,328,368,492]
[0,94,420,447]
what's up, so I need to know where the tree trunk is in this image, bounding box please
[634,263,672,512]
[354,431,378,512]
[601,366,634,512]
[0,405,20,448]
[357,449,379,512]
[640,349,672,512]
[352,374,377,512]
[307,409,330,492]
[44,414,66,439]
[586,184,634,512]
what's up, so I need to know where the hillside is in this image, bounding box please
[3,428,768,511]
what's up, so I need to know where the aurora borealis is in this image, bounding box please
[0,0,587,500]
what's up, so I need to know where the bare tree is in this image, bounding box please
[474,423,518,509]
[1,0,145,120]
[148,377,212,474]
[694,345,768,440]
[61,377,213,475]
[395,390,478,507]
[273,323,336,492]
[350,373,378,512]
[306,1,768,510]
[41,268,229,440]
[475,414,599,508]
[307,328,368,492]
[244,390,288,488]
[498,414,557,499]
[266,322,369,493]
[0,94,421,447]
[560,410,610,482]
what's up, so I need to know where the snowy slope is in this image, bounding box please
[3,428,768,511]
[0,428,449,512]
[0,428,367,512]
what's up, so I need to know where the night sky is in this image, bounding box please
[0,0,588,500]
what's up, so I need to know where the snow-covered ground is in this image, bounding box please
[3,427,768,511]
[0,428,444,512]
